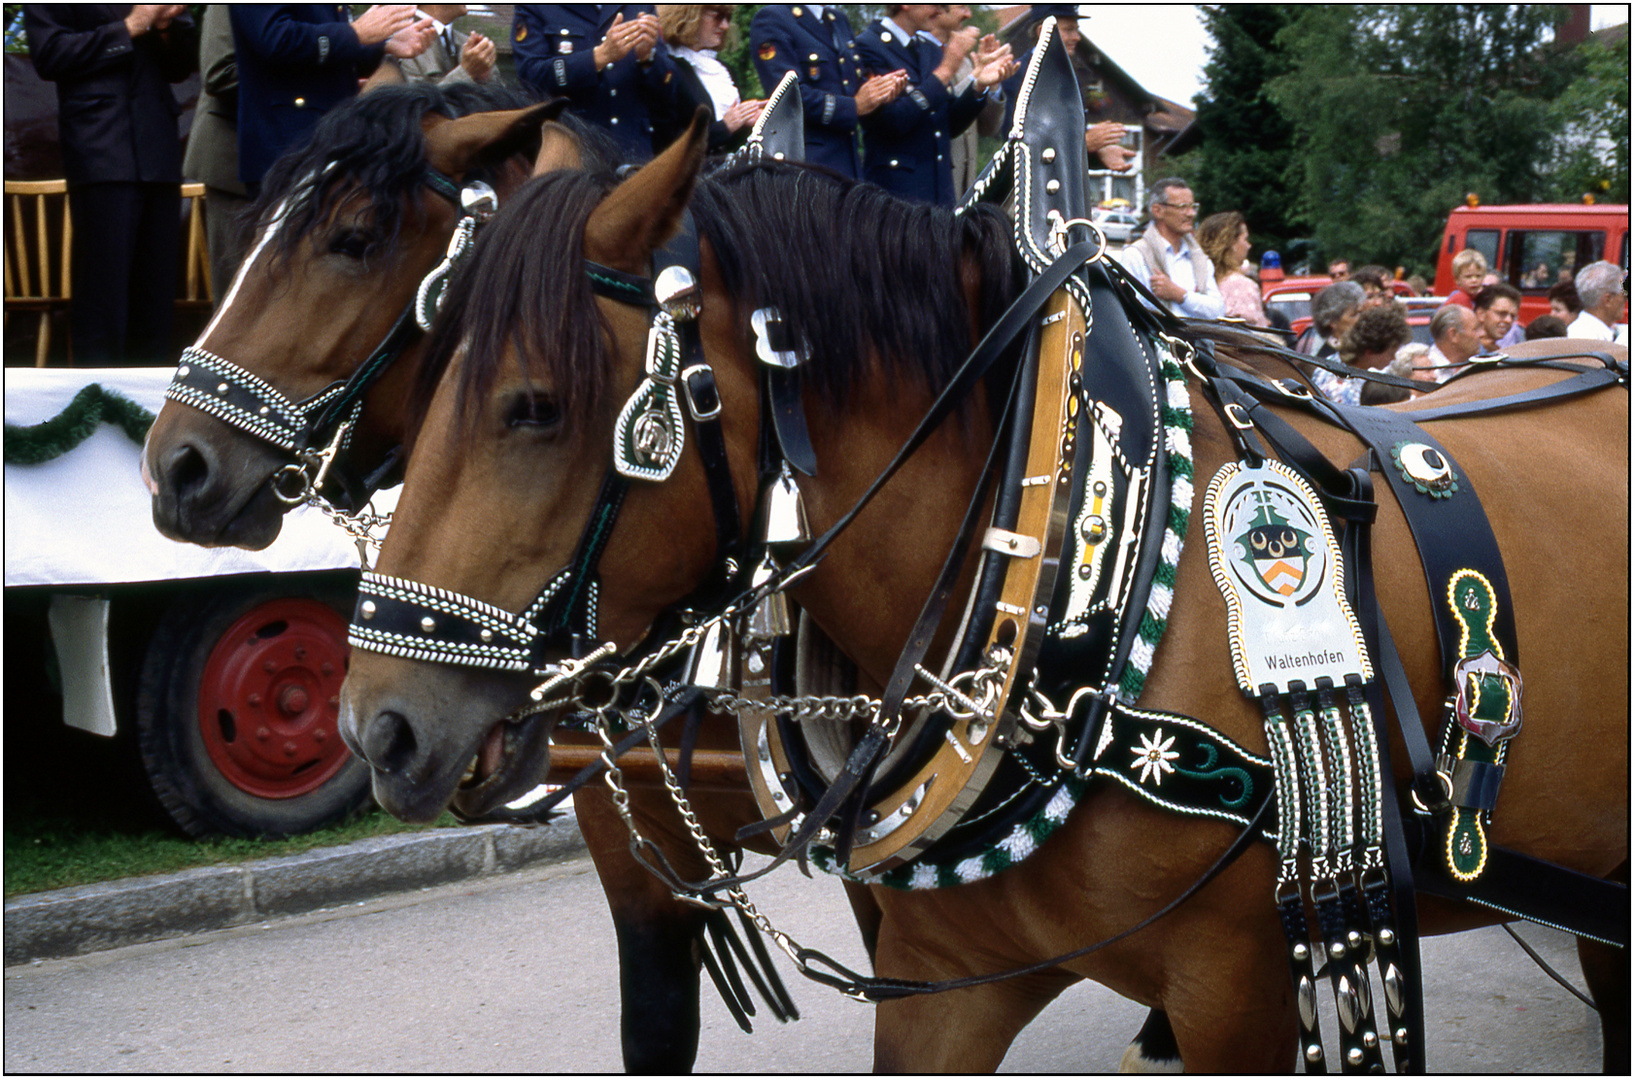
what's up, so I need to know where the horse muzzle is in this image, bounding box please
[339,659,554,822]
[146,413,289,549]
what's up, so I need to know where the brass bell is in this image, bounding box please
[746,551,792,640]
[684,616,737,690]
[761,462,811,547]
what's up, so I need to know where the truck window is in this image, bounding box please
[1464,229,1500,273]
[1503,230,1605,291]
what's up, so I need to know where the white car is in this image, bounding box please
[1093,210,1141,244]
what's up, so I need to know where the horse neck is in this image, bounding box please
[785,351,996,693]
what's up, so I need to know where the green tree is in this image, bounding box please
[1546,32,1630,204]
[1187,6,1301,257]
[1268,4,1571,276]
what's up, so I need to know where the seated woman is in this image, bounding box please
[1320,303,1410,407]
[656,5,763,154]
[1195,211,1268,327]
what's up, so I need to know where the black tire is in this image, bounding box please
[134,574,373,838]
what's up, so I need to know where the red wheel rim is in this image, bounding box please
[197,598,353,800]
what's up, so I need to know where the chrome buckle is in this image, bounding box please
[1451,650,1523,746]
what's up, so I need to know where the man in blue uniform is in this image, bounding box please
[514,5,680,161]
[749,4,903,180]
[855,5,1010,205]
[232,5,434,190]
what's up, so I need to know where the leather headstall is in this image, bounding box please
[164,168,481,513]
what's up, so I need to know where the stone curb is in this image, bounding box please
[4,817,584,966]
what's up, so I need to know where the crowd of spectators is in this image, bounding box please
[17,2,1626,396]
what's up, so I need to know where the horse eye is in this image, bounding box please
[506,394,561,431]
[328,230,372,259]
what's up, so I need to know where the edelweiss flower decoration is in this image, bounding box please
[1132,728,1179,786]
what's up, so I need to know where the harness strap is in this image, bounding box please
[777,240,1099,585]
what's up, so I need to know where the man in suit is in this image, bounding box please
[513,5,679,161]
[24,4,198,365]
[398,5,495,85]
[855,5,1009,205]
[750,5,904,180]
[231,5,435,191]
[181,5,248,305]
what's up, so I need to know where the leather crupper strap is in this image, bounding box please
[164,168,467,510]
[351,212,744,672]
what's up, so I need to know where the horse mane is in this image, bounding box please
[692,162,1020,408]
[245,82,621,270]
[410,160,1021,445]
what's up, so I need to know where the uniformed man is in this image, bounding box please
[232,5,435,191]
[855,5,1012,205]
[749,4,904,180]
[514,5,681,161]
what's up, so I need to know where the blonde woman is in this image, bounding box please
[1195,211,1268,326]
[657,5,763,152]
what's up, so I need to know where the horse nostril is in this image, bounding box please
[164,441,212,501]
[361,710,418,774]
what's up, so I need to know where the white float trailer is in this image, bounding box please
[5,367,382,836]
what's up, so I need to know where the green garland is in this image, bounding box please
[3,384,156,465]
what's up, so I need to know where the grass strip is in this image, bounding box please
[4,808,461,899]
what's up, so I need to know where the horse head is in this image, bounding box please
[340,113,746,821]
[144,84,564,549]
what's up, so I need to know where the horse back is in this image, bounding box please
[1150,349,1627,884]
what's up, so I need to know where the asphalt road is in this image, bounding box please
[4,854,1603,1073]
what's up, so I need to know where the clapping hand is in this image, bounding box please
[1085,120,1136,172]
[971,35,1016,88]
[460,31,497,81]
[723,99,766,134]
[856,71,907,116]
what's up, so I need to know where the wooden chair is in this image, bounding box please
[180,182,214,311]
[4,179,72,366]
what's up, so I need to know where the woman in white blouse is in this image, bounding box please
[657,5,764,153]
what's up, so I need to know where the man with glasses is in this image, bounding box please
[1119,177,1224,319]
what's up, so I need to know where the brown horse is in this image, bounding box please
[342,117,1628,1070]
[140,84,879,1071]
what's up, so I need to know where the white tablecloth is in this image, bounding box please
[5,367,394,587]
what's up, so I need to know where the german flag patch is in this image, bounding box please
[758,42,776,61]
[514,19,528,43]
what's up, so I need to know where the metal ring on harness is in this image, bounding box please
[1409,769,1455,815]
[271,462,312,505]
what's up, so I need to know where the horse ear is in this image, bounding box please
[361,58,407,93]
[584,109,709,273]
[532,121,583,176]
[423,100,569,179]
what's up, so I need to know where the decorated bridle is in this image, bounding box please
[347,73,820,674]
[163,168,496,512]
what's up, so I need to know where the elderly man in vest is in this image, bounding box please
[1117,177,1224,319]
